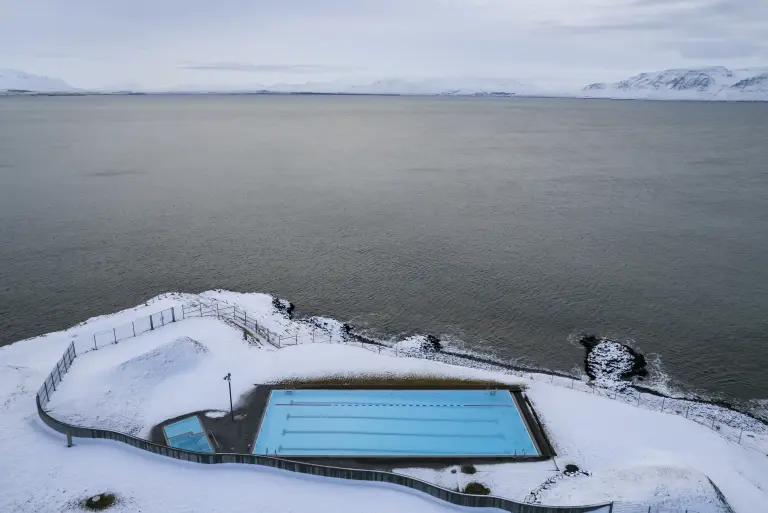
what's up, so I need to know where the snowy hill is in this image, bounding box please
[348,78,533,96]
[583,67,768,101]
[0,69,74,93]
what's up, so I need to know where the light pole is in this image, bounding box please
[223,373,233,420]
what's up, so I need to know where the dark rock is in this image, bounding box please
[564,464,580,475]
[84,493,116,510]
[271,297,295,319]
[579,333,648,384]
[425,334,442,352]
[463,482,491,495]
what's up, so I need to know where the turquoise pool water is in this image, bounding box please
[253,389,539,457]
[163,415,213,453]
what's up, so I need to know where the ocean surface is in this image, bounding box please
[1,95,766,410]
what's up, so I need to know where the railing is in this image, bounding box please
[37,308,612,513]
[36,355,608,513]
[35,299,746,513]
[79,298,768,457]
[37,341,76,408]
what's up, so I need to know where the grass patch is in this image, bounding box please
[272,373,523,389]
[83,493,116,510]
[460,464,477,475]
[463,482,491,495]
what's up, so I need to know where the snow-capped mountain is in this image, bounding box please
[0,69,74,92]
[583,67,768,100]
[344,78,535,96]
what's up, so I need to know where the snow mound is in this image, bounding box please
[118,336,209,381]
[49,337,210,435]
[537,465,730,512]
[579,336,647,391]
[393,336,441,357]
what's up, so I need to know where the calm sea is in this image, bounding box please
[1,95,766,409]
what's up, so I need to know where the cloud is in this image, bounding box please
[0,0,765,89]
[178,62,361,74]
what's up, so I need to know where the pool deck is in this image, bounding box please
[150,384,555,468]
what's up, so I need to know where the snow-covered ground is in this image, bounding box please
[2,291,767,512]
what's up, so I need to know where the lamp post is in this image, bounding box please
[223,373,233,420]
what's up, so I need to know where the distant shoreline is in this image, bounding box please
[2,90,766,102]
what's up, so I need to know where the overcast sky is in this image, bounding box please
[1,0,766,90]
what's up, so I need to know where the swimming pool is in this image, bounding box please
[252,389,540,457]
[163,415,214,453]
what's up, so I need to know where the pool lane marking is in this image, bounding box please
[273,447,508,455]
[280,429,504,438]
[286,414,498,422]
[274,402,514,407]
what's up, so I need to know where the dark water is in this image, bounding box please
[1,95,767,406]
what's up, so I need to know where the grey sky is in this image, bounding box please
[1,0,766,89]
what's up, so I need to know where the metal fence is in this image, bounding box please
[37,299,751,513]
[612,505,708,513]
[36,395,610,513]
[427,349,768,456]
[37,341,76,408]
[36,301,615,513]
[79,298,768,457]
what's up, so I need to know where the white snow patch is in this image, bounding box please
[585,339,636,390]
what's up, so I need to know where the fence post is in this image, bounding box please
[686,405,690,418]
[244,311,247,326]
[161,311,165,326]
[93,334,98,350]
[739,427,743,444]
[312,328,315,343]
[172,308,176,323]
[113,328,117,344]
[278,336,281,348]
[200,303,203,316]
[132,321,136,337]
[150,315,154,331]
[661,397,665,412]
[295,333,298,345]
[67,430,72,448]
[43,380,50,402]
[216,303,220,318]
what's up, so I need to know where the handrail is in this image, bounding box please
[35,336,611,513]
[36,395,609,513]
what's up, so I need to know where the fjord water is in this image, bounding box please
[1,95,766,408]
